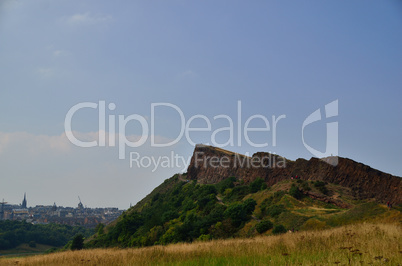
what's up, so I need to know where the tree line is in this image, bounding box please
[0,220,93,250]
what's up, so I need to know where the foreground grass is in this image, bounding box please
[1,223,400,265]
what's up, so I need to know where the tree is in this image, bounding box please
[217,177,236,194]
[71,234,84,250]
[242,198,257,215]
[250,178,264,193]
[162,210,179,223]
[224,204,247,227]
[272,224,287,234]
[95,223,105,236]
[255,220,273,234]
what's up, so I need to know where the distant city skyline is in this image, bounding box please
[1,1,401,209]
[3,192,119,209]
[0,192,122,227]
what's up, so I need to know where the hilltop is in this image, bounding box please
[85,145,401,249]
[187,145,401,204]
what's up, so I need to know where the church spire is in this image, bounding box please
[21,193,27,209]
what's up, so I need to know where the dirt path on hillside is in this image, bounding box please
[178,174,189,182]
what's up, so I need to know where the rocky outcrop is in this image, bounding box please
[186,145,291,185]
[186,145,402,205]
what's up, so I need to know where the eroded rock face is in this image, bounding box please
[186,144,290,185]
[186,145,402,205]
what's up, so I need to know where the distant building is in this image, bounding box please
[12,209,29,220]
[0,199,6,220]
[78,197,84,210]
[21,193,27,209]
[0,194,123,228]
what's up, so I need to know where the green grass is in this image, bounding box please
[326,202,387,226]
[277,194,305,209]
[276,211,310,231]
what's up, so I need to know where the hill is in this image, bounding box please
[85,145,401,248]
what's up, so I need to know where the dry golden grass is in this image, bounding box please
[1,222,401,265]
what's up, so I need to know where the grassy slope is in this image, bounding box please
[0,243,55,258]
[1,223,400,265]
[237,179,401,236]
[92,175,180,236]
[96,175,400,241]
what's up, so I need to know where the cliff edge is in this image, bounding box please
[187,144,401,204]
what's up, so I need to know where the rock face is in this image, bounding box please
[186,145,402,205]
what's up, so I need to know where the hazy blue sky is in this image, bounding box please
[1,1,401,209]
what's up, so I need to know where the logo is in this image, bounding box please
[64,99,339,169]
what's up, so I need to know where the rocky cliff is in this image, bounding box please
[186,145,402,205]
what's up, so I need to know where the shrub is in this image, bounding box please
[224,199,256,227]
[44,247,59,254]
[272,224,287,234]
[162,211,179,223]
[159,226,181,245]
[198,234,212,241]
[313,181,326,187]
[171,183,183,195]
[242,198,257,215]
[198,185,217,197]
[224,186,250,202]
[71,234,84,250]
[260,191,285,214]
[152,193,160,202]
[318,186,329,195]
[255,220,273,234]
[289,184,303,200]
[224,204,247,227]
[250,178,265,193]
[217,177,236,194]
[182,198,196,212]
[273,191,285,200]
[197,196,211,209]
[207,205,226,224]
[301,181,311,191]
[313,181,329,195]
[223,188,232,196]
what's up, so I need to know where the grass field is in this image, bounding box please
[1,222,400,265]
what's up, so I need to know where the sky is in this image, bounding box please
[0,0,401,209]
